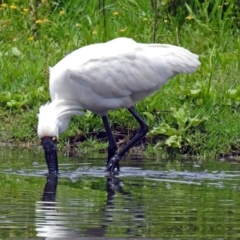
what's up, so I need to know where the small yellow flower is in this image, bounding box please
[120,28,127,32]
[164,19,168,23]
[10,4,17,9]
[186,15,194,20]
[35,19,43,24]
[28,36,34,41]
[59,10,65,15]
[1,3,8,7]
[23,8,29,13]
[75,23,80,27]
[113,11,119,16]
[92,30,97,35]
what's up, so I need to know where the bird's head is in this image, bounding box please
[37,100,84,174]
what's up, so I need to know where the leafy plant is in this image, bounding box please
[225,86,240,108]
[0,87,48,111]
[150,106,207,150]
[177,79,216,107]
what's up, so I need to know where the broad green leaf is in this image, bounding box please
[160,0,169,6]
[12,47,23,57]
[227,89,238,96]
[12,93,23,101]
[172,108,188,130]
[189,89,201,96]
[150,123,178,136]
[196,98,203,106]
[227,88,240,101]
[85,110,94,118]
[0,92,11,99]
[226,99,233,106]
[143,112,154,121]
[220,52,238,61]
[189,117,206,127]
[0,96,10,103]
[7,100,17,108]
[165,135,182,148]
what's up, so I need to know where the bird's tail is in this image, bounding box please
[147,43,201,75]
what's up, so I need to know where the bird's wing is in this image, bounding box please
[50,38,200,101]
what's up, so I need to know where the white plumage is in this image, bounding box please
[37,37,200,173]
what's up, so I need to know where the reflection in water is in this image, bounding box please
[35,175,146,238]
[36,176,81,238]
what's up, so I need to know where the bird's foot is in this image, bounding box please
[106,154,121,172]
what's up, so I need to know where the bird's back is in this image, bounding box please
[49,38,200,115]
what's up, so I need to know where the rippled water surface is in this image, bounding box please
[0,149,240,239]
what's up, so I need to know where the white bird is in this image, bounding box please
[37,37,200,174]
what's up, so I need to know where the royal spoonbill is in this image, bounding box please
[37,37,200,174]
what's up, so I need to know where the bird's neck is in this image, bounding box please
[53,100,84,135]
[38,100,84,138]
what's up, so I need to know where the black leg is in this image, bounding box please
[106,106,149,172]
[102,116,119,171]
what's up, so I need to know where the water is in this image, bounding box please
[0,149,240,238]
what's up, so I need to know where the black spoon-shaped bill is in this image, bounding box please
[41,137,59,174]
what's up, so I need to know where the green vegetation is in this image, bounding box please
[0,0,239,157]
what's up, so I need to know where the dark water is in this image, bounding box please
[0,149,240,239]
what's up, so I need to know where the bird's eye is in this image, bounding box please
[52,136,57,142]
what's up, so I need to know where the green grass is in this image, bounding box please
[0,0,239,157]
